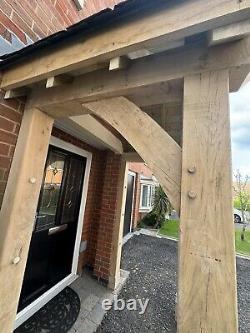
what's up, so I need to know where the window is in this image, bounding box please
[140,184,155,210]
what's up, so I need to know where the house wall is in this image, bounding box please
[94,152,122,282]
[128,162,155,229]
[0,0,126,216]
[0,96,122,284]
[0,0,124,52]
[0,92,24,207]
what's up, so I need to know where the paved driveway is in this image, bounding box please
[97,234,250,333]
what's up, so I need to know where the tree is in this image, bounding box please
[233,170,250,241]
[152,185,172,228]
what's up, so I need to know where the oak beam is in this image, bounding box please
[122,152,144,163]
[4,87,29,99]
[178,70,237,332]
[29,37,250,116]
[83,97,181,212]
[229,65,250,92]
[46,75,73,88]
[70,114,123,154]
[128,39,185,59]
[0,108,53,332]
[109,56,130,71]
[127,81,183,107]
[2,0,250,90]
[209,19,250,45]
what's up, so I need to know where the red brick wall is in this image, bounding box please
[0,0,124,46]
[94,151,121,282]
[128,162,154,178]
[0,93,122,283]
[128,162,154,228]
[0,91,24,207]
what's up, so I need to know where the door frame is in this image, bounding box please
[124,171,136,235]
[15,136,92,329]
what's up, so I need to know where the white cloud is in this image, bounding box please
[230,82,250,177]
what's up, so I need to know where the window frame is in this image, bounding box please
[139,182,156,212]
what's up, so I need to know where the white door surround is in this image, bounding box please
[15,136,92,329]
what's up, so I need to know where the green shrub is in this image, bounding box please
[139,210,166,229]
[140,211,158,227]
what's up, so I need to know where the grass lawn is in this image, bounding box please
[235,229,250,256]
[159,219,180,239]
[159,220,250,257]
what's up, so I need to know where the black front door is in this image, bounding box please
[18,145,86,312]
[123,174,135,236]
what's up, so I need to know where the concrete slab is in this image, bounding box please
[70,269,129,333]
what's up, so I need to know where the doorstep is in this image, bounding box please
[69,269,129,333]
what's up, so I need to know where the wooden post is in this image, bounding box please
[0,108,53,332]
[108,158,128,289]
[178,70,238,332]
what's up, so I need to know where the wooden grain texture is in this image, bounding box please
[1,0,250,90]
[4,87,29,99]
[122,152,144,162]
[109,159,128,289]
[83,97,182,212]
[70,114,123,154]
[46,75,73,88]
[178,70,238,333]
[29,35,250,116]
[209,18,250,45]
[0,108,53,333]
[109,56,130,71]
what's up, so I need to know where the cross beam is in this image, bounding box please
[1,0,250,90]
[28,37,250,117]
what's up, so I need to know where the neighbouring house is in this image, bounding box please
[0,1,248,332]
[123,162,158,236]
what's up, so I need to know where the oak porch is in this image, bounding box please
[1,0,250,331]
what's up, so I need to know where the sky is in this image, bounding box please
[230,81,250,178]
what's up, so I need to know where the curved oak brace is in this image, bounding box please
[83,97,182,212]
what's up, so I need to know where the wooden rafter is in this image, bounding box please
[83,97,182,212]
[28,36,250,117]
[69,114,123,154]
[4,87,29,99]
[1,0,250,90]
[209,19,250,45]
[109,56,130,71]
[46,75,73,88]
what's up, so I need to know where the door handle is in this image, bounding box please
[48,224,68,235]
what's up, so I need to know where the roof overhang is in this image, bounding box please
[1,0,250,92]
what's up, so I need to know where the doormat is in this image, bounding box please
[15,287,81,333]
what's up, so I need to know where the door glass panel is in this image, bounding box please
[58,156,85,225]
[35,151,65,232]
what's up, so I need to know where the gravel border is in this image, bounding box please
[97,234,250,333]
